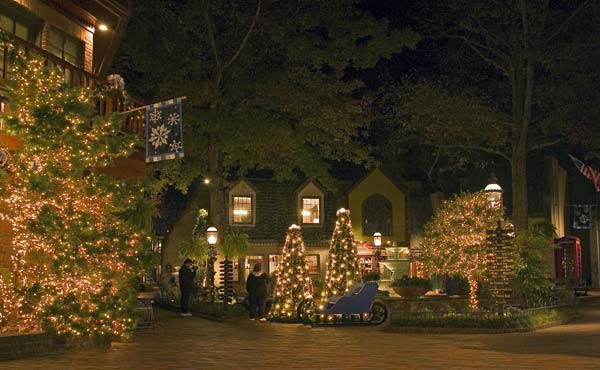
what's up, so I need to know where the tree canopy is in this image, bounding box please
[376,0,600,230]
[114,0,419,226]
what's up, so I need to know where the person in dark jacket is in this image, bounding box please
[246,262,268,321]
[178,258,196,317]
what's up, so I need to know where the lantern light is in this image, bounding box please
[206,227,218,245]
[484,173,503,209]
[373,232,382,247]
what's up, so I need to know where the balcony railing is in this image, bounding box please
[0,35,99,88]
[0,35,145,137]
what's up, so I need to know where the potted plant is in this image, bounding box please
[391,276,432,297]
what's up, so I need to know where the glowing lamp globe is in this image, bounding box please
[484,175,503,209]
[373,232,382,247]
[206,227,218,245]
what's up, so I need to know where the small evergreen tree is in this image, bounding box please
[324,209,361,299]
[271,225,312,320]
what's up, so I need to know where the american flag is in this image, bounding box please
[569,155,600,192]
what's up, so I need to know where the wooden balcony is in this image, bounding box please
[0,35,146,137]
[0,35,99,88]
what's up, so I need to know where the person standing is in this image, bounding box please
[246,262,268,321]
[179,258,196,317]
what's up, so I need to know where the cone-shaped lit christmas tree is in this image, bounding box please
[271,224,313,320]
[324,208,361,299]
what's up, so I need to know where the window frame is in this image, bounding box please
[47,26,84,68]
[0,2,42,44]
[300,196,322,225]
[362,193,393,237]
[232,195,254,225]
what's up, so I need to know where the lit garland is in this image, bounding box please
[418,192,504,309]
[0,47,150,337]
[270,224,313,320]
[323,208,361,301]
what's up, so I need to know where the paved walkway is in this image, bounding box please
[4,306,600,370]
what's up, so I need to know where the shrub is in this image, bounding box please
[391,306,579,329]
[511,221,556,307]
[391,276,432,289]
[362,272,381,282]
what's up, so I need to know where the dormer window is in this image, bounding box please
[296,180,324,226]
[301,197,320,224]
[229,180,256,226]
[232,196,253,224]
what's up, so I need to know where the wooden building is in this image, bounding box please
[0,0,141,269]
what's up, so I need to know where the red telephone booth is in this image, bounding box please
[554,236,582,286]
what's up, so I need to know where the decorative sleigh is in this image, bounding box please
[299,281,388,326]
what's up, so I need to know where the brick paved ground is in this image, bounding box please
[3,306,600,370]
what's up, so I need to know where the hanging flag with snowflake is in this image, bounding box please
[145,98,184,163]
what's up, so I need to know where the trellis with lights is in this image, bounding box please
[0,46,149,337]
[323,208,361,300]
[485,221,515,315]
[270,224,313,321]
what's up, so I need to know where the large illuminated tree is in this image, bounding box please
[418,192,503,309]
[0,47,149,337]
[323,209,361,299]
[271,224,312,321]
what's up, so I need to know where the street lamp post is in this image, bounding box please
[373,232,382,276]
[206,227,218,302]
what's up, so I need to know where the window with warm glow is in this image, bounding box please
[233,196,252,224]
[245,255,263,280]
[301,197,320,224]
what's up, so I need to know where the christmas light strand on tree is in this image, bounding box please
[0,45,150,337]
[418,192,504,309]
[270,224,313,321]
[323,208,361,300]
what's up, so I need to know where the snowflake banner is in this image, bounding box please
[145,98,184,163]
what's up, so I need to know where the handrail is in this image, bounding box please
[1,34,100,87]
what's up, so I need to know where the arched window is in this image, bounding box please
[362,194,392,236]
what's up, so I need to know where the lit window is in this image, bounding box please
[245,255,263,280]
[301,197,320,224]
[233,196,252,224]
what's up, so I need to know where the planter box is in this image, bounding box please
[0,332,110,361]
[392,286,429,297]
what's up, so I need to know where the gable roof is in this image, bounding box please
[343,167,409,196]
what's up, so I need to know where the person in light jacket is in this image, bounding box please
[246,262,268,321]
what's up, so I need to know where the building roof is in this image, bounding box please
[40,0,130,77]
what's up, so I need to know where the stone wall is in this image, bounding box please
[0,332,110,361]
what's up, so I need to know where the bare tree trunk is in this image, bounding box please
[511,144,528,231]
[207,138,225,231]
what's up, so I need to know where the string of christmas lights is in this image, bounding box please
[323,208,361,301]
[270,224,313,320]
[0,46,149,337]
[418,192,503,309]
